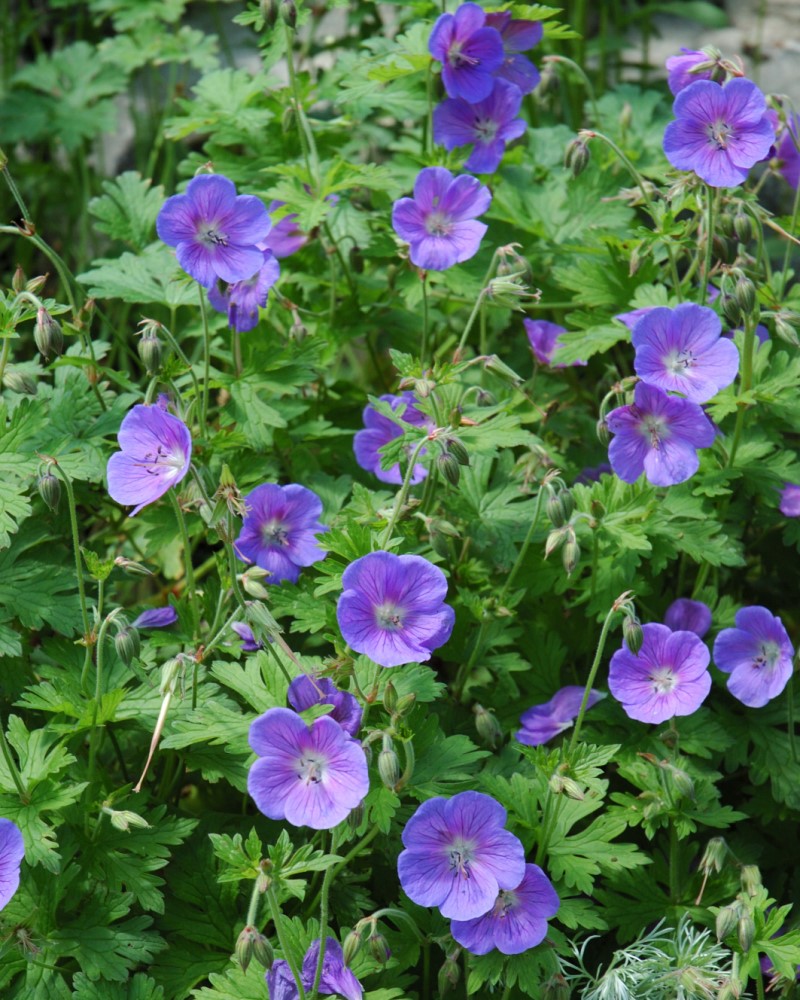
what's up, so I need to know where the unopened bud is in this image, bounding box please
[619,102,633,131]
[699,837,727,875]
[721,292,742,327]
[34,308,63,359]
[444,436,469,466]
[279,0,296,28]
[236,926,272,973]
[26,274,47,295]
[622,615,644,655]
[715,904,739,942]
[735,276,756,316]
[542,973,571,1000]
[448,407,462,428]
[473,703,503,749]
[740,865,762,897]
[547,491,567,528]
[719,212,736,239]
[481,354,524,387]
[3,367,37,394]
[775,315,800,347]
[289,310,307,340]
[394,692,416,717]
[347,801,364,832]
[108,809,150,832]
[475,388,495,406]
[733,211,753,244]
[37,471,61,512]
[737,910,755,952]
[596,418,609,445]
[438,958,460,995]
[383,681,398,715]
[242,566,271,599]
[545,526,569,559]
[368,932,391,964]
[562,537,580,576]
[281,104,296,134]
[437,450,461,487]
[378,736,400,789]
[260,0,279,25]
[343,929,362,965]
[114,625,141,667]
[12,265,25,293]
[138,329,162,373]
[565,138,590,177]
[712,234,735,265]
[590,498,606,519]
[716,984,738,1000]
[668,764,696,801]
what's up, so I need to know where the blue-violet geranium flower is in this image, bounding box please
[433,78,527,174]
[207,248,280,332]
[428,3,504,103]
[0,818,24,911]
[267,938,362,1000]
[353,392,431,485]
[713,606,795,708]
[485,11,543,95]
[516,686,602,747]
[664,598,712,638]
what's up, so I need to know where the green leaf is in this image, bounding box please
[71,972,165,1000]
[77,245,196,306]
[88,172,166,251]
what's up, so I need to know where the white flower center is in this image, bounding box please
[665,348,696,374]
[492,889,518,919]
[753,641,780,670]
[297,752,326,785]
[448,41,478,68]
[639,413,670,449]
[425,210,452,237]
[198,221,229,247]
[707,119,733,150]
[448,839,476,879]
[375,602,404,631]
[474,116,499,143]
[262,519,289,546]
[649,666,677,694]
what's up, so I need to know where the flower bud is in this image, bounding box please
[3,367,37,395]
[712,234,735,265]
[236,926,273,973]
[668,764,695,801]
[138,328,162,373]
[737,909,755,953]
[733,211,753,244]
[740,864,762,897]
[619,102,633,132]
[37,471,61,512]
[715,904,739,941]
[475,388,495,407]
[289,311,307,340]
[260,0,279,26]
[719,212,736,239]
[11,265,25,293]
[251,931,274,969]
[596,418,609,445]
[448,407,462,428]
[473,703,503,749]
[562,536,580,576]
[281,105,296,134]
[25,274,47,295]
[775,314,800,347]
[699,836,727,875]
[542,973,571,1000]
[735,276,756,316]
[444,435,469,467]
[34,308,63,359]
[623,615,644,655]
[394,692,416,717]
[343,929,362,966]
[545,526,569,559]
[279,0,296,28]
[481,355,524,388]
[565,137,590,177]
[383,681,398,716]
[437,451,461,487]
[547,491,567,528]
[242,566,271,599]
[438,958,460,995]
[378,735,400,790]
[108,808,150,832]
[347,801,364,832]
[368,932,391,964]
[114,625,141,667]
[720,292,742,328]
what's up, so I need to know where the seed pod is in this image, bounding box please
[437,451,461,487]
[735,276,756,316]
[37,471,61,512]
[114,625,141,667]
[623,615,644,655]
[138,329,162,373]
[368,932,391,964]
[34,308,64,359]
[3,368,37,395]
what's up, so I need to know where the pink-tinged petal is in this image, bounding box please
[727,659,792,708]
[116,405,191,463]
[392,198,430,244]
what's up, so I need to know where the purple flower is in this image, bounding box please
[397,791,526,920]
[664,598,712,639]
[0,818,24,911]
[353,392,430,485]
[713,606,795,708]
[231,621,263,652]
[156,174,272,287]
[663,78,775,188]
[631,304,739,403]
[107,404,192,516]
[235,483,328,585]
[264,201,308,258]
[392,167,491,271]
[287,675,362,737]
[779,484,800,517]
[267,938,362,1000]
[207,249,280,332]
[609,623,712,724]
[606,382,716,487]
[516,686,602,747]
[337,551,455,668]
[485,12,543,95]
[666,48,714,96]
[429,3,505,103]
[524,318,586,368]
[450,864,559,955]
[131,606,179,630]
[615,305,658,331]
[433,79,526,174]
[777,115,800,189]
[574,463,612,485]
[248,707,368,829]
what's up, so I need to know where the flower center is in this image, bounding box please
[425,210,452,237]
[753,641,780,670]
[138,443,185,475]
[638,412,670,449]
[649,665,677,694]
[666,348,696,374]
[474,115,499,143]
[707,119,733,150]
[262,519,289,546]
[447,41,478,68]
[198,222,228,247]
[448,840,476,880]
[375,602,405,631]
[491,889,518,919]
[297,752,326,785]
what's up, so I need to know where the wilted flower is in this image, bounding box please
[0,818,24,911]
[287,674,362,737]
[713,606,795,708]
[264,200,308,258]
[632,304,739,403]
[516,686,602,746]
[207,249,280,332]
[428,3,504,103]
[664,598,712,638]
[235,483,328,585]
[606,382,716,487]
[433,79,526,174]
[156,174,272,287]
[665,48,714,95]
[397,791,526,920]
[248,708,368,829]
[485,11,543,95]
[353,392,431,485]
[450,864,559,954]
[107,404,192,516]
[609,623,712,724]
[267,938,362,1000]
[663,78,775,188]
[336,551,455,668]
[779,483,800,517]
[392,167,491,271]
[524,318,586,368]
[131,606,179,630]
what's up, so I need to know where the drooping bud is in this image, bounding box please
[733,211,753,244]
[720,292,742,328]
[279,0,297,28]
[666,763,696,801]
[343,928,362,966]
[715,903,739,942]
[545,526,569,559]
[740,865,762,897]
[444,435,469,467]
[699,837,727,876]
[11,265,25,293]
[368,932,391,964]
[26,274,47,295]
[114,625,141,667]
[547,491,567,528]
[107,808,150,832]
[437,450,461,487]
[383,681,398,716]
[473,703,503,749]
[235,926,258,973]
[481,354,524,388]
[37,471,61,512]
[438,958,460,996]
[619,102,633,132]
[394,692,416,717]
[564,137,590,177]
[718,212,736,239]
[596,418,609,445]
[347,801,364,832]
[34,308,64,359]
[378,734,400,790]
[775,314,800,347]
[260,0,279,26]
[542,973,571,1000]
[734,276,756,316]
[289,310,307,340]
[562,535,580,576]
[622,615,644,655]
[3,367,37,395]
[138,326,162,373]
[737,909,755,953]
[242,566,271,599]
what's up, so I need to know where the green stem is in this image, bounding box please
[782,151,800,278]
[198,284,212,432]
[0,712,26,799]
[158,323,202,422]
[246,877,262,928]
[169,489,199,638]
[497,485,547,606]
[380,435,432,548]
[267,883,307,1000]
[700,185,716,305]
[310,837,336,1000]
[545,55,600,125]
[53,462,92,674]
[422,940,431,1000]
[788,675,798,764]
[0,337,10,386]
[669,821,681,903]
[568,601,622,754]
[727,314,757,468]
[305,826,380,916]
[87,608,124,787]
[455,289,487,358]
[756,965,766,1000]
[421,273,429,367]
[283,21,316,185]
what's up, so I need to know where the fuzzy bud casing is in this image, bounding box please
[368,932,391,964]
[34,308,64,359]
[3,368,37,395]
[437,451,461,487]
[622,615,644,655]
[473,703,503,748]
[37,471,61,512]
[114,625,141,667]
[343,929,362,966]
[735,276,756,316]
